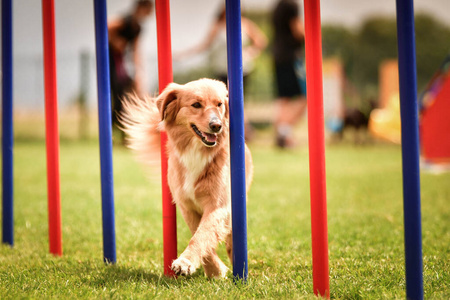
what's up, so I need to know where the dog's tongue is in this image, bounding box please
[203,132,217,143]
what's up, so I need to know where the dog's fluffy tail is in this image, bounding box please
[119,93,162,168]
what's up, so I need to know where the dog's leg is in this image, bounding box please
[202,251,229,278]
[202,211,231,278]
[171,205,202,277]
[171,206,230,278]
[172,204,228,278]
[225,231,233,264]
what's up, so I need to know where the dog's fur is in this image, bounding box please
[120,78,253,278]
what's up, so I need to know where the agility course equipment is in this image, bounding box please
[419,55,450,165]
[93,0,117,264]
[1,0,13,247]
[155,0,177,277]
[42,0,63,257]
[154,0,250,280]
[304,0,330,296]
[1,0,118,264]
[395,0,424,298]
[1,0,425,298]
[225,0,249,280]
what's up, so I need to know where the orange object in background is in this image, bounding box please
[369,60,402,143]
[369,93,402,144]
[379,60,399,109]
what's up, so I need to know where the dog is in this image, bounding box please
[338,99,377,144]
[120,78,253,278]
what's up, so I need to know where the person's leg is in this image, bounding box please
[286,96,307,125]
[275,96,307,147]
[274,59,308,147]
[275,97,294,147]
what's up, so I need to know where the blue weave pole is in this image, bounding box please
[2,0,14,246]
[93,0,117,264]
[225,0,248,281]
[395,1,424,299]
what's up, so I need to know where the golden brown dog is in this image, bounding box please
[120,78,253,278]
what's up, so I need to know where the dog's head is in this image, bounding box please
[156,78,229,148]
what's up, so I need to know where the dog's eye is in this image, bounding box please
[191,102,202,109]
[218,102,223,107]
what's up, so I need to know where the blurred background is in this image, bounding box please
[4,0,450,148]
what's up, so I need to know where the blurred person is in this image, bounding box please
[272,0,307,148]
[108,0,153,142]
[175,5,268,140]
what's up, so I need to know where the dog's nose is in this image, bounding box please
[209,119,222,133]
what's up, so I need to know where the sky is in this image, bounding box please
[4,0,450,109]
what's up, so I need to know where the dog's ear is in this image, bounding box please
[217,81,229,119]
[224,92,229,119]
[156,83,182,123]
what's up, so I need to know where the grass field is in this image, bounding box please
[1,130,449,299]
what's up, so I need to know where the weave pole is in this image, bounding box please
[1,0,14,246]
[155,0,177,277]
[395,1,424,299]
[303,0,330,297]
[225,0,248,281]
[93,0,117,264]
[41,0,63,256]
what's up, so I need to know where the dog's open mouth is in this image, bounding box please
[191,124,218,147]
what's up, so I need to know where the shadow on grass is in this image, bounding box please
[80,262,217,290]
[99,265,163,284]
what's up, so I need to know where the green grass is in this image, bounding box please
[1,137,449,299]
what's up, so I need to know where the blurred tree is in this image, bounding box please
[323,14,450,101]
[322,25,356,77]
[414,13,450,90]
[354,17,398,94]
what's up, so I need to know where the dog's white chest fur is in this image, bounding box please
[177,141,214,209]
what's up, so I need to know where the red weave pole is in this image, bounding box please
[42,0,62,256]
[304,0,330,297]
[155,0,177,277]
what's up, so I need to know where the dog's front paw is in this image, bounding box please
[171,257,198,276]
